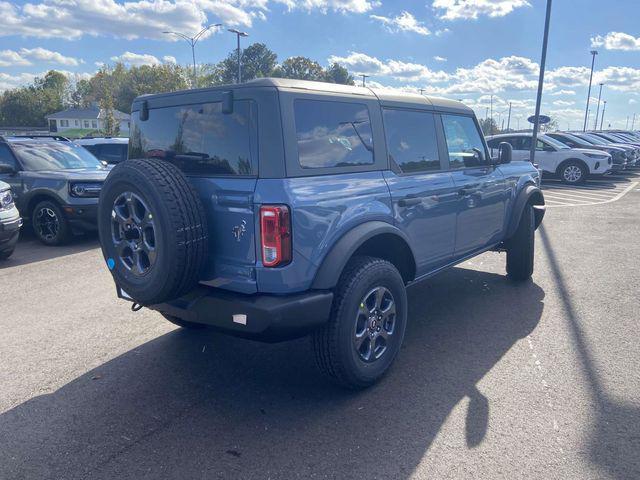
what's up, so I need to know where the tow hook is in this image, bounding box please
[131,303,143,312]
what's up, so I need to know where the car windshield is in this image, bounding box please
[541,135,570,149]
[580,133,609,145]
[557,132,587,145]
[11,142,104,171]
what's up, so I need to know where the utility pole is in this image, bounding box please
[163,24,221,88]
[593,83,604,130]
[530,0,553,164]
[600,101,607,130]
[359,74,370,87]
[506,102,512,131]
[583,50,598,131]
[626,116,630,129]
[419,88,425,95]
[228,29,249,83]
[490,94,494,134]
[632,113,637,130]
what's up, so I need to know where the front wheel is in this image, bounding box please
[559,161,587,184]
[32,201,72,246]
[506,205,535,282]
[312,256,407,389]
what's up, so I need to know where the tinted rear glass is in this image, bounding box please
[294,99,373,169]
[382,109,440,173]
[129,100,257,176]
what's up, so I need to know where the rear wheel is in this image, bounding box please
[32,200,72,245]
[506,204,535,282]
[559,161,587,184]
[313,256,407,389]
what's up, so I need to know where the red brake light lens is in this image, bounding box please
[260,205,291,267]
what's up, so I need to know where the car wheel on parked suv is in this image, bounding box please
[313,256,408,389]
[32,200,72,245]
[558,160,587,185]
[506,205,535,281]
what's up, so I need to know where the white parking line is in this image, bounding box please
[544,181,639,208]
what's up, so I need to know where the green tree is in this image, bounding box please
[203,43,278,86]
[100,94,120,137]
[273,56,325,81]
[323,63,355,85]
[479,117,499,136]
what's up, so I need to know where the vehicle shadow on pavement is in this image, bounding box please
[539,226,640,480]
[0,230,99,269]
[0,267,544,480]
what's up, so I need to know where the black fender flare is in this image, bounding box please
[311,221,416,290]
[505,184,545,240]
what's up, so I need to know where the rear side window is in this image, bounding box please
[0,144,17,169]
[294,99,373,169]
[382,109,440,173]
[441,115,487,169]
[129,100,257,176]
[99,144,127,163]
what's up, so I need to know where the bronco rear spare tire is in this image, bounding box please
[98,159,208,305]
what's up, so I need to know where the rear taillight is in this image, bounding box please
[260,205,291,267]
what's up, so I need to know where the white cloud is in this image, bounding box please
[110,52,163,66]
[162,55,177,64]
[433,56,447,62]
[0,72,37,91]
[434,28,450,36]
[591,32,640,51]
[432,0,530,20]
[328,52,448,82]
[274,0,379,14]
[550,89,576,96]
[553,100,575,106]
[630,99,638,105]
[370,11,430,36]
[0,47,81,67]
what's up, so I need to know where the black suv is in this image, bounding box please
[0,136,109,245]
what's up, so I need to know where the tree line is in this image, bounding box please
[0,43,354,128]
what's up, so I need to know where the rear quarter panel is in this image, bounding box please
[254,172,393,293]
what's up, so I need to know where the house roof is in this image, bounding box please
[46,106,130,121]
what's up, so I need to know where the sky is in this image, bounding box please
[0,0,639,129]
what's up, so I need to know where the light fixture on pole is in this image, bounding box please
[530,0,553,164]
[359,74,370,87]
[583,50,598,131]
[228,29,249,83]
[593,83,604,130]
[599,100,607,130]
[163,24,221,87]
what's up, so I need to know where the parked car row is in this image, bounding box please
[486,130,640,184]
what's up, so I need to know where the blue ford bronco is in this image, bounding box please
[98,78,545,388]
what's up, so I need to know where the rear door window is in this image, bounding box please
[129,100,257,176]
[294,99,373,169]
[382,109,440,173]
[99,143,127,163]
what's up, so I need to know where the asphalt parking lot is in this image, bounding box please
[1,172,639,480]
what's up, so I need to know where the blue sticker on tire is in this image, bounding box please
[107,258,115,270]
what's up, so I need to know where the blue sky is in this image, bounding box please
[1,0,639,129]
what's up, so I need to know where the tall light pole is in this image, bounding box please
[593,83,604,130]
[530,0,553,164]
[490,94,494,134]
[626,116,630,129]
[583,50,598,131]
[359,74,370,87]
[506,102,512,131]
[228,29,249,83]
[632,113,637,130]
[164,24,221,87]
[599,100,607,130]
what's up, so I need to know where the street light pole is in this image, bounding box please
[600,100,607,130]
[490,94,494,134]
[632,113,637,130]
[359,74,370,87]
[530,0,553,165]
[163,24,221,88]
[583,50,598,131]
[593,83,604,130]
[228,29,249,83]
[506,102,512,131]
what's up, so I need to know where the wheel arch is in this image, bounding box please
[556,157,590,175]
[25,191,65,220]
[505,184,545,240]
[311,221,417,290]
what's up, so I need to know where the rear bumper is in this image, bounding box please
[139,286,334,342]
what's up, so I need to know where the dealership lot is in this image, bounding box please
[1,177,638,479]
[542,170,640,207]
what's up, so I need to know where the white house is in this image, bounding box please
[46,106,130,134]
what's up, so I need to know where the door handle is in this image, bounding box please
[398,197,421,207]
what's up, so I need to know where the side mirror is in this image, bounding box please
[0,164,16,175]
[498,142,512,164]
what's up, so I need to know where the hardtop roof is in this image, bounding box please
[132,77,472,113]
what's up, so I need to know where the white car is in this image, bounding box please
[74,137,129,165]
[487,133,612,184]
